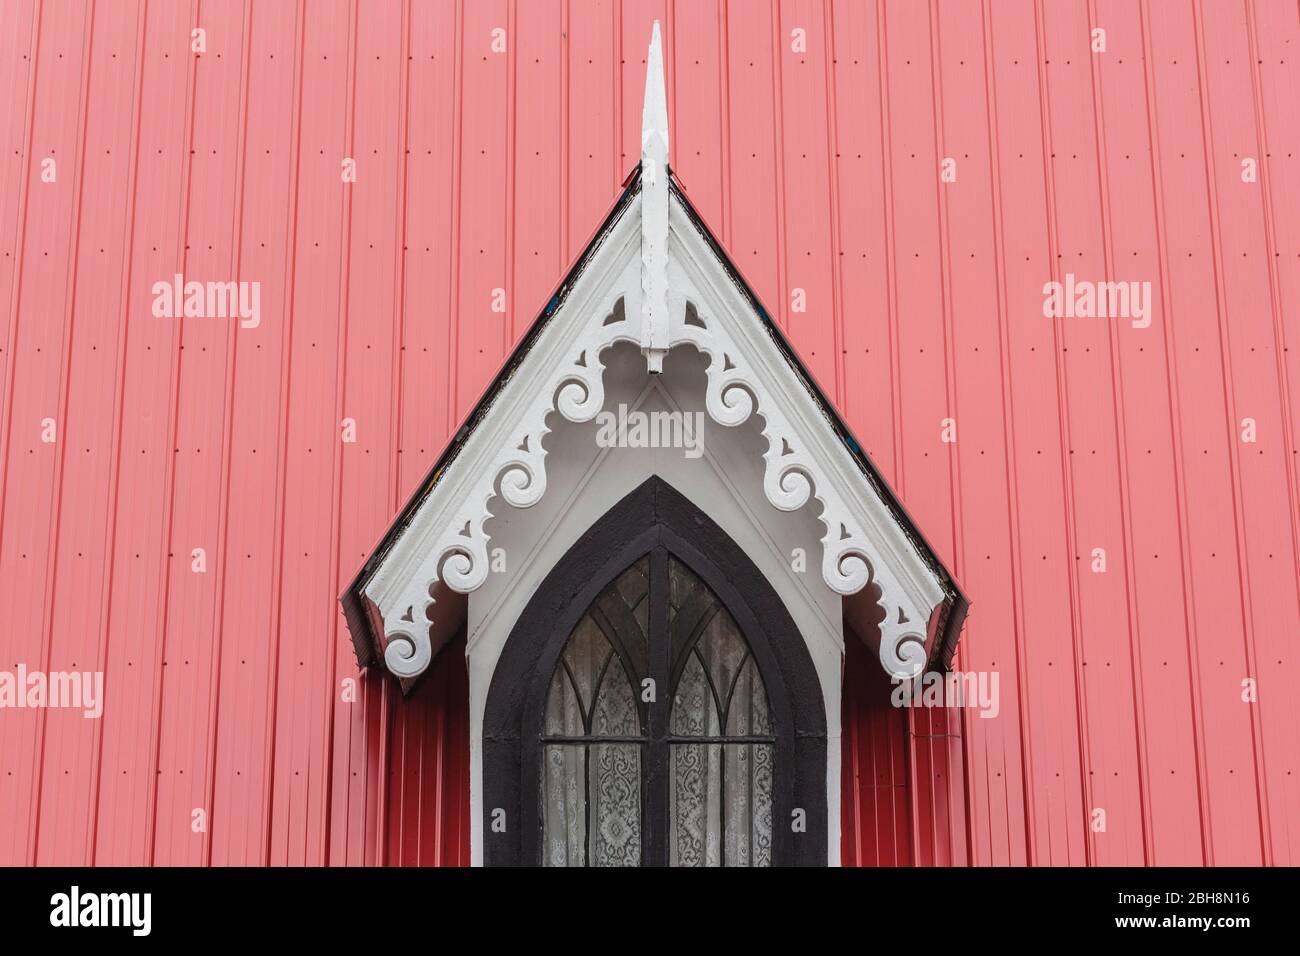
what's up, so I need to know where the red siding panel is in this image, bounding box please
[208,0,301,869]
[1095,0,1201,866]
[841,629,911,867]
[33,0,138,866]
[985,0,1088,868]
[1,0,1298,868]
[1147,0,1264,867]
[92,0,196,867]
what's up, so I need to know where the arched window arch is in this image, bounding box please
[483,477,827,866]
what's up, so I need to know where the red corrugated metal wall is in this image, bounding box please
[2,0,1298,867]
[842,627,913,866]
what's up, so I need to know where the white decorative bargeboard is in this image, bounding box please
[344,21,965,687]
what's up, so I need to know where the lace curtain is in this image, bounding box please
[542,615,644,866]
[541,556,772,866]
[668,595,773,867]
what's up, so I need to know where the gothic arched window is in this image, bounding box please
[539,554,775,866]
[483,477,827,866]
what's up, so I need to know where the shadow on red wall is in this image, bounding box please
[384,630,471,867]
[842,624,969,867]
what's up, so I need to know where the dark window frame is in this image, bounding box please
[483,476,827,866]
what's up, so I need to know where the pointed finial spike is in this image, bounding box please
[642,20,669,165]
[639,20,671,373]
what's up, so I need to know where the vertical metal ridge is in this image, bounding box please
[976,0,1035,868]
[768,0,790,335]
[1082,0,1152,866]
[201,0,255,868]
[444,0,464,427]
[822,0,846,409]
[1031,0,1094,867]
[373,0,414,869]
[0,0,43,618]
[717,0,732,246]
[89,0,151,867]
[922,0,962,868]
[876,0,903,489]
[146,0,204,867]
[1135,0,1212,866]
[504,0,518,349]
[30,0,97,866]
[1187,0,1273,865]
[560,0,569,264]
[1243,4,1300,820]
[611,0,622,207]
[262,0,309,867]
[319,0,362,868]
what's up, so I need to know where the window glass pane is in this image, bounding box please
[543,560,649,864]
[669,743,772,867]
[543,617,603,736]
[724,656,771,736]
[724,744,773,866]
[590,744,641,866]
[668,558,770,737]
[671,652,721,736]
[594,559,649,683]
[670,742,719,866]
[696,613,747,717]
[592,658,640,736]
[542,744,642,867]
[667,557,717,667]
[558,616,606,719]
[668,555,703,615]
[614,555,651,642]
[542,745,585,866]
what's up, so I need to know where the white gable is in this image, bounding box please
[344,22,964,689]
